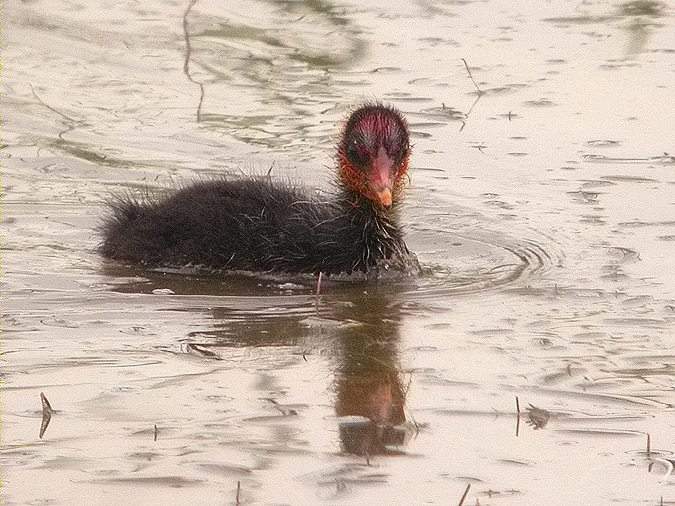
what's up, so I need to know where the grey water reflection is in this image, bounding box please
[182,289,413,456]
[184,0,367,153]
[619,1,667,56]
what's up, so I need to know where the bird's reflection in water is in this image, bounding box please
[333,293,412,456]
[202,290,415,455]
[107,268,415,456]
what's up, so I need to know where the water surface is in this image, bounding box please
[2,0,675,504]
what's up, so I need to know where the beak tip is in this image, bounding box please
[374,189,393,208]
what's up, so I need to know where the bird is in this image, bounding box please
[99,103,418,276]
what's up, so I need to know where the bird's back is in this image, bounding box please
[100,178,350,273]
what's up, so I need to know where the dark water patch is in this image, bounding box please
[408,122,448,129]
[543,15,616,26]
[84,476,204,487]
[601,317,666,328]
[37,456,91,470]
[127,451,163,461]
[618,220,675,228]
[416,36,460,47]
[383,93,434,103]
[619,1,667,17]
[472,85,527,96]
[602,175,658,183]
[555,428,643,438]
[413,166,446,173]
[583,154,675,165]
[414,106,465,121]
[567,190,601,205]
[599,61,643,70]
[195,463,254,476]
[604,364,675,377]
[586,139,621,147]
[522,98,556,107]
[515,386,672,408]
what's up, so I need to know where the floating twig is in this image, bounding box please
[515,395,520,437]
[458,58,484,132]
[236,480,241,505]
[182,0,205,122]
[39,392,53,439]
[461,58,483,95]
[458,483,471,506]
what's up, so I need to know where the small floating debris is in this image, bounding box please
[277,282,304,291]
[185,343,222,360]
[39,392,53,439]
[586,139,620,147]
[151,288,175,295]
[526,404,551,429]
[370,66,401,73]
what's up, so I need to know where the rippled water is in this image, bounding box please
[2,0,675,504]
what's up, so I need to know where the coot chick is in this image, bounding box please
[100,103,418,276]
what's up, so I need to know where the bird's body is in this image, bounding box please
[100,104,418,276]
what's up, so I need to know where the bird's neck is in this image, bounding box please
[326,179,416,274]
[336,184,405,250]
[336,185,394,222]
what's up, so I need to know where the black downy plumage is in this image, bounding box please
[99,104,418,276]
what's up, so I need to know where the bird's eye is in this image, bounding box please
[347,140,366,166]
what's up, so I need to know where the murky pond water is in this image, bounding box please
[2,0,675,504]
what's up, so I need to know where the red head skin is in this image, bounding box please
[337,104,411,208]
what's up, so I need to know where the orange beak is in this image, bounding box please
[369,147,394,208]
[374,188,393,207]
